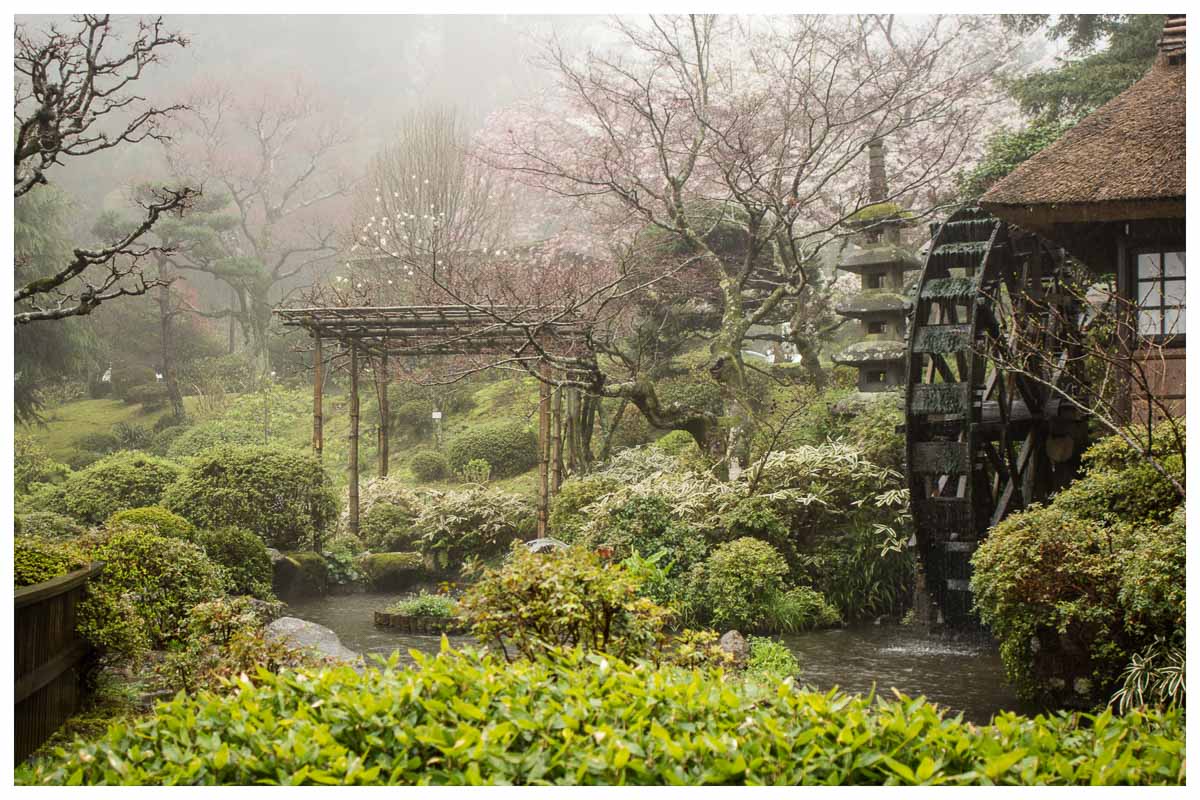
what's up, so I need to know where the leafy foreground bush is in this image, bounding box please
[163,445,338,550]
[459,544,671,662]
[15,537,87,587]
[18,646,1185,786]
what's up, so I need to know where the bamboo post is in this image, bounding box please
[537,361,552,538]
[551,383,563,493]
[378,351,390,477]
[349,344,360,536]
[312,336,323,459]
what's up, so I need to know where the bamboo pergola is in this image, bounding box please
[274,305,587,538]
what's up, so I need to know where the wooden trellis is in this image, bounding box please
[274,305,587,538]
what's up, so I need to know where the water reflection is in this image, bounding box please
[286,593,1030,724]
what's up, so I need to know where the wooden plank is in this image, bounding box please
[537,362,552,538]
[910,382,970,415]
[912,324,972,354]
[14,563,103,609]
[14,638,87,704]
[349,345,360,536]
[313,335,323,458]
[378,352,390,478]
[911,441,971,474]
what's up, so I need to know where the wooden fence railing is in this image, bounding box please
[14,563,103,763]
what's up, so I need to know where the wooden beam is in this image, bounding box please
[378,351,390,477]
[349,344,360,537]
[551,383,563,494]
[537,361,552,538]
[313,336,323,459]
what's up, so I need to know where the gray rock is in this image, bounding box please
[719,630,749,666]
[265,616,361,666]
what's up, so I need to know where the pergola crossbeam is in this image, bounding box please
[273,304,589,538]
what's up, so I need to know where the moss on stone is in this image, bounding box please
[357,551,426,591]
[274,551,329,598]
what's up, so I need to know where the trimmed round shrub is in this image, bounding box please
[658,379,723,418]
[193,527,274,599]
[63,450,104,470]
[165,423,259,460]
[85,528,227,646]
[148,425,188,456]
[15,511,85,541]
[153,413,192,433]
[121,382,170,411]
[162,445,339,551]
[61,451,183,524]
[360,502,419,552]
[698,537,790,631]
[76,431,121,455]
[15,481,69,515]
[653,429,700,457]
[409,449,450,482]
[446,421,537,479]
[106,506,196,540]
[15,538,88,587]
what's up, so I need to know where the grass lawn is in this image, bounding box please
[21,397,198,462]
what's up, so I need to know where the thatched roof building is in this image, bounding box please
[981,16,1185,275]
[983,15,1186,419]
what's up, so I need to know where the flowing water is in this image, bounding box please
[285,592,1031,724]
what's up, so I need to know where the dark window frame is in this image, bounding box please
[1130,247,1185,347]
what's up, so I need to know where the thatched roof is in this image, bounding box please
[981,43,1185,224]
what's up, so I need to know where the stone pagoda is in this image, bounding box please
[832,140,921,398]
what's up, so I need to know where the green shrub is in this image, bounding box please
[549,474,619,541]
[359,501,420,552]
[15,538,88,587]
[105,506,196,540]
[15,433,70,492]
[972,504,1184,708]
[62,450,104,470]
[162,445,338,551]
[61,451,183,524]
[15,512,85,541]
[446,421,538,479]
[842,399,905,473]
[357,552,425,591]
[323,534,366,587]
[146,425,188,456]
[698,537,789,632]
[460,544,671,662]
[193,527,274,599]
[765,587,842,633]
[153,413,192,433]
[1110,638,1186,714]
[409,449,450,482]
[85,528,227,646]
[388,591,457,617]
[165,422,260,460]
[413,487,535,567]
[122,382,170,412]
[111,421,152,450]
[796,523,914,622]
[16,480,69,514]
[75,431,121,455]
[652,428,700,456]
[658,378,724,418]
[746,635,801,682]
[19,646,1185,786]
[457,458,491,484]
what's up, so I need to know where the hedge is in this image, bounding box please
[17,647,1185,785]
[61,451,183,524]
[162,445,338,551]
[446,421,537,479]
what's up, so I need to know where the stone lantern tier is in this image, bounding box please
[831,338,907,367]
[837,244,921,275]
[835,291,911,320]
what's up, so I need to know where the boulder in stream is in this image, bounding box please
[719,630,749,667]
[265,616,360,666]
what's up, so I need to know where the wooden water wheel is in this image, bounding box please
[904,206,1090,626]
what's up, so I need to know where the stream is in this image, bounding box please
[285,592,1031,724]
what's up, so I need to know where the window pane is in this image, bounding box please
[1139,309,1163,336]
[1139,280,1162,306]
[1138,252,1162,280]
[1164,251,1186,277]
[1164,279,1186,307]
[1162,309,1183,336]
